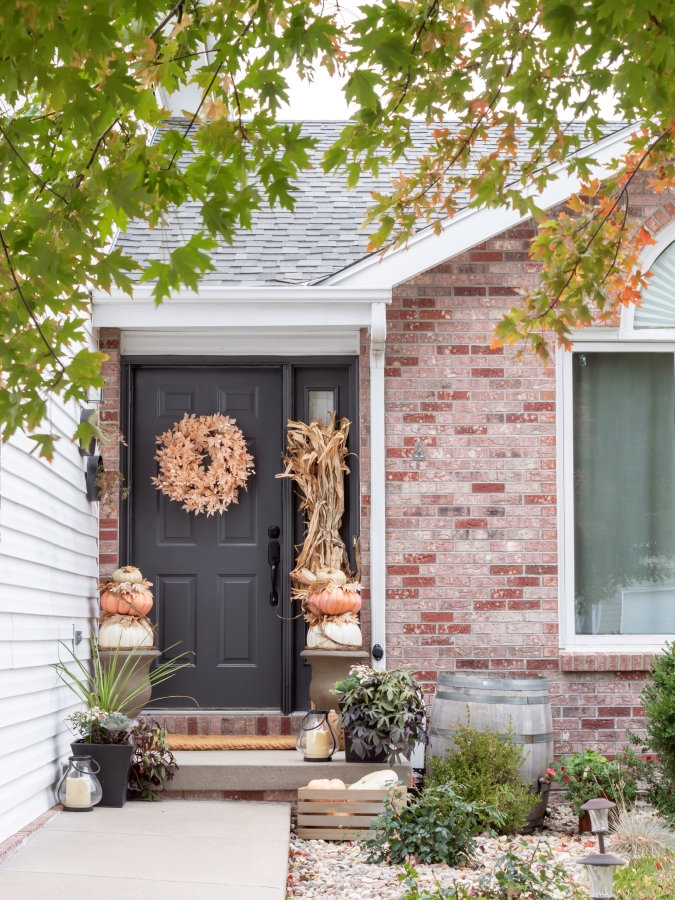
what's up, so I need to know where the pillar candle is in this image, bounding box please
[305,728,330,758]
[65,776,91,808]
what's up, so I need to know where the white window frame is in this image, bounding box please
[559,223,675,650]
[558,338,675,650]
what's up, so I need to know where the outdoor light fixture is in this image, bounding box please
[57,756,103,812]
[578,798,624,899]
[296,709,338,761]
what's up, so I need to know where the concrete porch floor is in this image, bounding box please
[0,800,290,899]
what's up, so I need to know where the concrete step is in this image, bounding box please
[170,749,412,793]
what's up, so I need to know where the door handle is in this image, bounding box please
[268,540,280,606]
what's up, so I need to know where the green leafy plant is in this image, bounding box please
[552,748,639,815]
[333,665,426,760]
[359,782,500,866]
[128,719,178,801]
[632,641,675,821]
[67,708,132,744]
[427,718,535,833]
[52,635,190,721]
[397,844,577,900]
[614,852,675,900]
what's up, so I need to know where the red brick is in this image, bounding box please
[473,483,505,493]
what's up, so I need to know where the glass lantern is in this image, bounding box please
[296,710,338,761]
[578,853,625,899]
[57,756,103,812]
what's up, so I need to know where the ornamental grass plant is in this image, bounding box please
[427,718,535,834]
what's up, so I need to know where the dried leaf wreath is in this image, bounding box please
[153,414,254,516]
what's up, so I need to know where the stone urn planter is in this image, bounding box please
[99,648,162,717]
[300,649,369,710]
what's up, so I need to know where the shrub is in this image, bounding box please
[427,719,535,833]
[552,748,639,815]
[631,641,675,822]
[397,844,576,900]
[333,665,426,760]
[359,782,500,866]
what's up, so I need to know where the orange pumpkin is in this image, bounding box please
[307,588,361,617]
[100,590,153,617]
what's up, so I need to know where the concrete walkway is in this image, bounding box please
[0,800,290,899]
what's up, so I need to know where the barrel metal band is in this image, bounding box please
[435,690,549,705]
[432,727,553,744]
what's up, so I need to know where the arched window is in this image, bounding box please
[634,239,675,328]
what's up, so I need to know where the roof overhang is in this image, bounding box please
[321,123,636,289]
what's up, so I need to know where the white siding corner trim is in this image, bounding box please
[369,302,387,668]
[0,399,98,844]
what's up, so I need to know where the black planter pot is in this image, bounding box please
[71,741,134,808]
[344,735,389,763]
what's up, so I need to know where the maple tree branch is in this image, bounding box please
[0,228,67,377]
[0,125,69,203]
[73,117,121,188]
[528,128,672,323]
[150,0,185,39]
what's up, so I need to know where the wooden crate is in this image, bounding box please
[297,784,407,841]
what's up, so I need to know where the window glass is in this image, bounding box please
[308,389,336,425]
[573,352,675,634]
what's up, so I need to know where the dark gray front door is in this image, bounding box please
[130,366,283,708]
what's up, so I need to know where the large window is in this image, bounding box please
[573,351,675,635]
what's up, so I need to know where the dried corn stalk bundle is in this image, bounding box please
[276,414,353,598]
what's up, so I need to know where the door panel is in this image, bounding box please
[131,366,283,708]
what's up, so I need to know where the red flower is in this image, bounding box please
[546,768,556,777]
[646,755,653,761]
[564,775,571,782]
[560,766,565,772]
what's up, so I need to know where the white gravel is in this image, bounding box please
[287,800,598,899]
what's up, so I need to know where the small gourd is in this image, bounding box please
[100,589,153,617]
[307,588,361,617]
[111,566,144,584]
[306,617,362,649]
[314,568,347,587]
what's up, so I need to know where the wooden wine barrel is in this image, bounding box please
[429,673,554,828]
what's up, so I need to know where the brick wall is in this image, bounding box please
[98,327,122,579]
[360,201,674,757]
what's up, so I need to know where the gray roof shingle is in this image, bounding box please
[114,119,629,286]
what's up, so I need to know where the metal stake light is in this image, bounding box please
[577,798,625,899]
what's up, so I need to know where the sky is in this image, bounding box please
[278,67,353,120]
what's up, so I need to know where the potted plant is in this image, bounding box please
[333,665,427,763]
[53,636,186,806]
[551,749,639,832]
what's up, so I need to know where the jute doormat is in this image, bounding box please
[166,734,297,751]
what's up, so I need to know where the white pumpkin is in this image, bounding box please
[306,617,362,649]
[348,770,398,790]
[111,566,144,584]
[98,614,154,649]
[315,568,347,587]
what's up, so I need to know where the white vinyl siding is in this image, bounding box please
[0,398,98,843]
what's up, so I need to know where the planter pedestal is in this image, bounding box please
[300,649,369,711]
[99,648,161,717]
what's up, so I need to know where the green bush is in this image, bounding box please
[552,748,639,815]
[359,782,500,866]
[427,719,535,833]
[630,640,675,822]
[397,844,576,900]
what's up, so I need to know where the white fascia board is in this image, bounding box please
[92,286,390,329]
[322,125,637,290]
